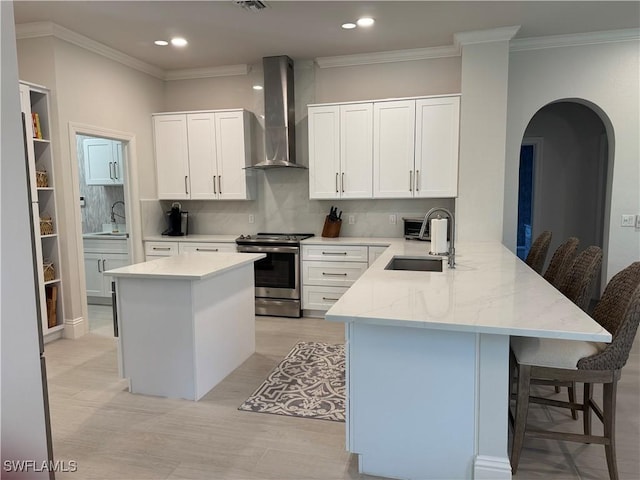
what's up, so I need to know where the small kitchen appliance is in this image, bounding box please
[162,202,188,236]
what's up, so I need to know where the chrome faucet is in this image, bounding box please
[419,207,455,268]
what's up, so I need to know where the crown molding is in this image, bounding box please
[165,64,250,81]
[315,44,461,69]
[16,22,165,79]
[510,28,640,52]
[454,26,521,47]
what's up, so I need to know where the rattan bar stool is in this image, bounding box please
[557,246,603,312]
[525,230,552,274]
[510,262,640,480]
[543,237,579,288]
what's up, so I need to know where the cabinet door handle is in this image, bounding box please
[342,173,345,193]
[322,297,340,301]
[102,259,106,271]
[416,170,419,191]
[196,248,218,252]
[322,272,348,276]
[218,175,222,194]
[109,162,114,180]
[184,176,189,195]
[114,162,119,180]
[409,171,413,192]
[335,173,339,193]
[152,246,171,251]
[97,259,102,273]
[213,176,217,194]
[322,251,348,256]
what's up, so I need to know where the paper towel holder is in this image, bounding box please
[418,207,456,268]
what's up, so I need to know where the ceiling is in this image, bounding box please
[13,1,640,72]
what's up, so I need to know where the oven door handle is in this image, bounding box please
[237,245,300,255]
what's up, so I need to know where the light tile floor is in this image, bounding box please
[45,312,640,479]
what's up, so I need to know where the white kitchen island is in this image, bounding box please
[324,241,611,480]
[106,252,265,401]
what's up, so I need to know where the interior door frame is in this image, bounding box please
[68,122,142,335]
[520,137,544,239]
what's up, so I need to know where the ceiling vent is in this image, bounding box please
[233,1,267,12]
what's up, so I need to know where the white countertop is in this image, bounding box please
[105,252,265,280]
[301,236,400,246]
[325,240,611,342]
[143,234,239,243]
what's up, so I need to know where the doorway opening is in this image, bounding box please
[517,101,610,297]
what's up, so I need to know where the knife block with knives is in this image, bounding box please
[322,206,342,238]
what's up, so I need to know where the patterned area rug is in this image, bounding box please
[238,341,345,422]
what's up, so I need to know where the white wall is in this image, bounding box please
[504,40,640,282]
[17,36,164,332]
[1,2,50,474]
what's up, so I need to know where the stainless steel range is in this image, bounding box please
[236,233,314,318]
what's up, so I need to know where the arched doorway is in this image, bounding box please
[517,100,611,298]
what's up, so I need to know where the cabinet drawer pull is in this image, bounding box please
[97,259,102,273]
[152,246,171,251]
[322,272,348,276]
[322,296,340,301]
[322,251,348,255]
[196,248,219,252]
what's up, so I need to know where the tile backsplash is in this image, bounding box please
[142,169,454,238]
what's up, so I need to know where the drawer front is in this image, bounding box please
[144,241,179,257]
[302,285,349,310]
[83,238,128,254]
[178,242,236,254]
[302,245,368,262]
[303,261,368,287]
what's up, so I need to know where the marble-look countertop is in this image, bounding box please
[105,252,265,280]
[301,236,400,246]
[325,240,611,342]
[143,234,239,243]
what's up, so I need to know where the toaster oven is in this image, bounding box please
[403,216,450,241]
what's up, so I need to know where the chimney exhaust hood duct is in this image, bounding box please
[249,55,306,169]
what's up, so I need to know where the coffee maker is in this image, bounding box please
[162,202,188,236]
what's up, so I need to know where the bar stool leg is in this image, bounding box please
[510,363,531,474]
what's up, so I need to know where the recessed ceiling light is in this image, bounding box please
[253,85,263,91]
[357,17,375,27]
[341,22,357,30]
[171,37,188,47]
[154,40,169,46]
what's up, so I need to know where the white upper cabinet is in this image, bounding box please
[154,110,253,201]
[308,103,373,199]
[83,138,124,185]
[308,95,460,200]
[414,96,460,197]
[373,100,416,198]
[153,114,190,200]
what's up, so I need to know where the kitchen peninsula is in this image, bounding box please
[325,240,611,480]
[106,252,265,401]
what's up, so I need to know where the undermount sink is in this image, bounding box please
[384,256,443,272]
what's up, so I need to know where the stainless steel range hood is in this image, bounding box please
[249,55,306,169]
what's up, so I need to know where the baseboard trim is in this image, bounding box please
[473,454,512,480]
[64,316,87,339]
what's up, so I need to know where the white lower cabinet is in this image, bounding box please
[144,240,237,261]
[368,246,388,265]
[144,241,179,261]
[83,238,130,300]
[302,244,369,313]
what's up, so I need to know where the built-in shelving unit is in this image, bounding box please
[20,81,65,342]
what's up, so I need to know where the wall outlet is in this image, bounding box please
[248,214,255,224]
[348,215,355,225]
[621,214,635,227]
[389,214,397,225]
